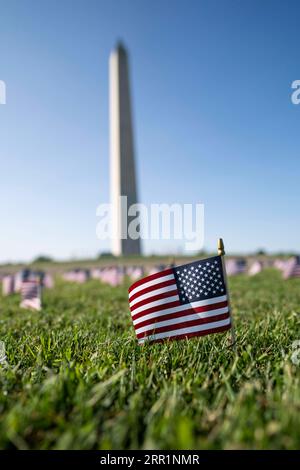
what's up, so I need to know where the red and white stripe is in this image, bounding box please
[284,265,300,279]
[20,280,41,311]
[128,268,231,344]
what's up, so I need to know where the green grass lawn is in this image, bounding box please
[0,269,299,449]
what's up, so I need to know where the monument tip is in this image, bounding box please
[115,39,127,54]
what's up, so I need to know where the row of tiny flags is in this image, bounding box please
[61,256,300,284]
[62,265,165,286]
[1,247,300,345]
[1,270,54,311]
[226,256,300,278]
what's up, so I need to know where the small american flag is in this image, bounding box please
[2,275,15,296]
[62,269,90,283]
[101,267,124,286]
[128,255,231,344]
[248,260,263,276]
[283,256,300,279]
[225,259,246,276]
[126,266,144,281]
[43,273,54,289]
[20,280,41,311]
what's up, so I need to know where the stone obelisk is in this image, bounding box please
[109,42,141,256]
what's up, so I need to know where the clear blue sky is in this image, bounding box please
[0,0,300,262]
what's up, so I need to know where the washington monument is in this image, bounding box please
[109,42,141,256]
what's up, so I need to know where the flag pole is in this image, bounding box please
[218,238,237,352]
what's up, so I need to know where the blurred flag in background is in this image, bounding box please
[2,275,15,296]
[20,280,41,311]
[248,260,263,276]
[283,256,300,279]
[225,259,246,276]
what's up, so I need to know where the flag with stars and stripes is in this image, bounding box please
[283,256,300,279]
[20,280,41,311]
[2,275,15,296]
[128,255,231,344]
[225,259,246,276]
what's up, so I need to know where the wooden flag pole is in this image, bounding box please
[218,238,237,352]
